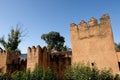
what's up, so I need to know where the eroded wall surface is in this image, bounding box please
[70,14,119,73]
[27,45,71,76]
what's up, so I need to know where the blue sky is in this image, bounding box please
[0,0,120,53]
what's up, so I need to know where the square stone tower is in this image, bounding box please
[70,14,119,74]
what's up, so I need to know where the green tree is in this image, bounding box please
[0,27,22,52]
[115,43,120,51]
[41,31,66,51]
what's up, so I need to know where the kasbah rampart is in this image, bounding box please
[0,14,120,76]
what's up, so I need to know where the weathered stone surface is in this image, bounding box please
[27,45,71,76]
[1,14,120,76]
[70,14,119,74]
[0,51,23,73]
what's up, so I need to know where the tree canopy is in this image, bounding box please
[115,43,120,51]
[41,31,66,51]
[0,27,22,52]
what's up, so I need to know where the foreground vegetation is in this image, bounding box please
[0,63,120,80]
[0,27,22,52]
[64,63,120,80]
[0,65,57,80]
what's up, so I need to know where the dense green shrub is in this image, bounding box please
[31,65,44,80]
[0,73,12,80]
[0,63,120,80]
[0,65,57,80]
[64,63,120,80]
[13,71,24,80]
[31,64,57,80]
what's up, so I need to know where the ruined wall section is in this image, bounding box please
[50,51,71,77]
[27,46,41,71]
[0,50,7,73]
[6,52,20,65]
[42,47,51,70]
[27,45,72,77]
[0,50,20,73]
[27,45,50,71]
[70,14,119,73]
[6,51,20,73]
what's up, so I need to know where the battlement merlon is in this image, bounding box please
[27,47,31,54]
[42,47,47,52]
[36,45,42,53]
[100,14,110,24]
[88,17,98,27]
[70,23,78,31]
[78,20,88,30]
[32,46,36,54]
[27,46,37,57]
[79,20,87,27]
[0,50,7,56]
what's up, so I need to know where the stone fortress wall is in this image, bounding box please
[27,45,71,76]
[0,50,7,73]
[0,50,20,73]
[0,14,120,75]
[70,14,119,74]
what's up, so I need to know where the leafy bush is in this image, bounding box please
[0,73,12,80]
[0,65,57,80]
[0,63,120,80]
[13,71,24,80]
[31,64,57,80]
[64,63,120,80]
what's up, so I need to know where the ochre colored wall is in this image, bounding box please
[27,45,71,77]
[6,51,20,73]
[27,46,41,71]
[1,14,120,76]
[0,51,7,73]
[0,50,20,73]
[116,52,120,62]
[70,14,119,74]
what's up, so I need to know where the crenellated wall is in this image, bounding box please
[0,50,20,73]
[6,51,20,73]
[1,13,120,76]
[0,50,7,73]
[27,45,41,71]
[70,14,119,74]
[27,45,71,76]
[70,14,113,41]
[50,51,71,77]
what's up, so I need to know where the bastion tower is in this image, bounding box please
[70,14,119,73]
